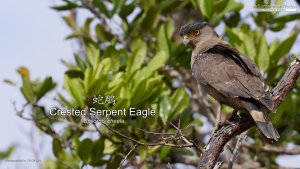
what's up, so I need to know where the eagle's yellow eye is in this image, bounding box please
[193,30,200,35]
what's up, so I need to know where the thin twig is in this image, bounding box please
[213,161,224,169]
[137,128,174,135]
[167,162,173,169]
[118,144,138,169]
[228,131,248,169]
[244,143,300,155]
[95,118,195,148]
[170,121,203,153]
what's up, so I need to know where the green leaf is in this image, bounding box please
[159,146,171,161]
[95,24,114,42]
[51,1,78,11]
[210,0,243,26]
[147,51,169,71]
[269,23,285,32]
[110,0,125,17]
[93,58,112,78]
[222,0,244,13]
[170,87,189,118]
[83,17,94,35]
[225,27,242,46]
[131,78,148,106]
[86,78,108,96]
[93,0,109,17]
[3,79,16,86]
[256,35,269,71]
[137,145,148,161]
[270,32,297,64]
[36,77,56,102]
[64,75,85,107]
[62,13,76,29]
[157,23,170,54]
[127,38,147,73]
[275,0,284,6]
[20,76,34,103]
[159,96,172,124]
[65,69,84,79]
[52,138,63,159]
[17,68,31,91]
[77,138,93,163]
[242,31,256,60]
[132,67,153,85]
[141,7,160,31]
[74,54,87,70]
[17,66,30,77]
[136,81,160,104]
[164,20,175,40]
[90,139,105,166]
[0,146,15,159]
[112,98,130,110]
[106,153,122,169]
[213,0,230,13]
[103,139,117,154]
[224,12,240,28]
[86,44,100,67]
[58,92,74,107]
[198,0,213,19]
[147,146,160,158]
[51,5,77,11]
[273,13,300,23]
[159,0,187,13]
[119,4,135,21]
[173,148,194,156]
[84,67,93,93]
[103,46,123,72]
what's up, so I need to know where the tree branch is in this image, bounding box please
[118,144,138,169]
[198,58,300,169]
[93,118,199,149]
[244,143,300,155]
[228,131,247,169]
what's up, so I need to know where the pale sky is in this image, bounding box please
[0,0,299,168]
[0,0,72,168]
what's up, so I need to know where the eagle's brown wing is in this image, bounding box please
[193,44,274,111]
[192,46,279,140]
[192,52,267,102]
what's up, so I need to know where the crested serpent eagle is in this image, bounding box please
[179,22,279,141]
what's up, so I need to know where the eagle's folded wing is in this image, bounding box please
[192,52,266,100]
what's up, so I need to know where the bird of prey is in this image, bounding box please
[179,22,279,141]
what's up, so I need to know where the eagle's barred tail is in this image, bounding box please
[250,110,280,141]
[255,121,280,141]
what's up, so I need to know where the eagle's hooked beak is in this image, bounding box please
[183,35,190,46]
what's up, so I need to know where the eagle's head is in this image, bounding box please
[179,22,218,49]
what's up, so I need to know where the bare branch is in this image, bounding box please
[228,131,247,169]
[271,58,300,109]
[167,162,173,169]
[118,144,138,169]
[137,128,175,135]
[244,143,300,155]
[213,161,224,169]
[93,118,196,149]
